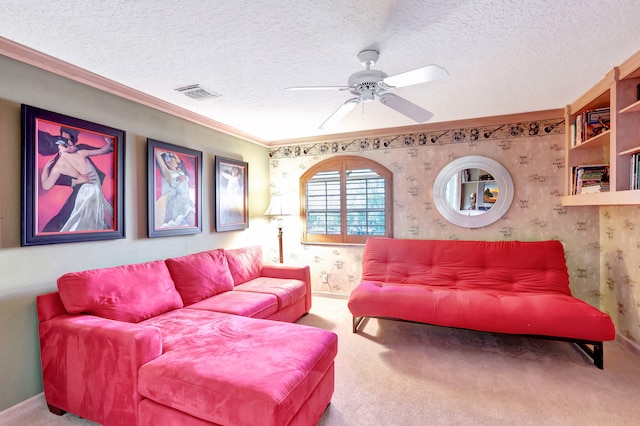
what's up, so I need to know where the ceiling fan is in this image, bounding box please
[285,49,449,129]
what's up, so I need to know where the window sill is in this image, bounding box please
[300,241,366,247]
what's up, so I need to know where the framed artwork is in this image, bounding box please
[215,156,248,232]
[21,104,125,246]
[147,139,202,237]
[481,182,499,204]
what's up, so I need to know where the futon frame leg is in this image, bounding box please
[577,341,604,369]
[352,316,365,333]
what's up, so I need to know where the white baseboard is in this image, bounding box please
[312,291,348,300]
[0,393,44,425]
[616,333,640,358]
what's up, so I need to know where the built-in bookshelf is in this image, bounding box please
[563,49,640,206]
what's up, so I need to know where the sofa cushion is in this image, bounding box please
[234,277,307,309]
[165,249,234,305]
[186,290,279,319]
[57,260,183,323]
[226,245,263,285]
[348,281,616,341]
[361,238,572,294]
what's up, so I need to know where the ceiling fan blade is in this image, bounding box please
[383,64,449,88]
[285,86,349,91]
[319,98,360,129]
[379,93,434,123]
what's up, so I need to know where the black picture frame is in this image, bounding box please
[21,104,125,246]
[147,139,202,237]
[215,156,248,232]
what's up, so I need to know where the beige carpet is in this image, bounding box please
[6,296,640,426]
[311,297,640,426]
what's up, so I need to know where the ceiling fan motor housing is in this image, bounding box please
[348,69,388,100]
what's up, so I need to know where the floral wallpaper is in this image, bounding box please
[267,116,638,348]
[600,206,640,348]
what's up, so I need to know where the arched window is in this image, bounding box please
[300,156,393,244]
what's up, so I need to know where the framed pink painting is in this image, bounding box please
[147,139,202,237]
[21,105,125,246]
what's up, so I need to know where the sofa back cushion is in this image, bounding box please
[57,260,184,323]
[362,238,571,295]
[165,249,234,305]
[225,246,263,285]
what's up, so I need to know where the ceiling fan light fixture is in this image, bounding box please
[361,89,375,103]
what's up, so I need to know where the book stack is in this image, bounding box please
[572,164,610,195]
[572,107,611,146]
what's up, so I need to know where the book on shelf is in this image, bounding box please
[572,164,610,195]
[579,183,602,194]
[631,153,640,190]
[631,155,636,190]
[585,119,610,139]
[637,156,640,190]
[573,113,583,146]
[572,107,610,145]
[586,107,610,121]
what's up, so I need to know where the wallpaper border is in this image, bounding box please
[268,118,564,158]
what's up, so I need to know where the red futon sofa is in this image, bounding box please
[36,246,337,425]
[348,238,615,368]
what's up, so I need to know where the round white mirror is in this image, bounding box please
[433,156,514,228]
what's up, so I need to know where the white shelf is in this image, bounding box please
[619,145,640,156]
[620,99,640,114]
[562,190,640,206]
[571,130,610,150]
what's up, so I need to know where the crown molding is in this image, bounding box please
[0,37,268,147]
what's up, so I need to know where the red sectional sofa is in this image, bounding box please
[348,238,616,368]
[36,246,337,426]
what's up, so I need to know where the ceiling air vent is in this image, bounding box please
[175,84,221,100]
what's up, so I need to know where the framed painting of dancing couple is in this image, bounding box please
[147,139,202,238]
[214,156,248,232]
[21,105,125,246]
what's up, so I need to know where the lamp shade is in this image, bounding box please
[264,195,294,216]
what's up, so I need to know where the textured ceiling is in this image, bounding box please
[1,0,640,145]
